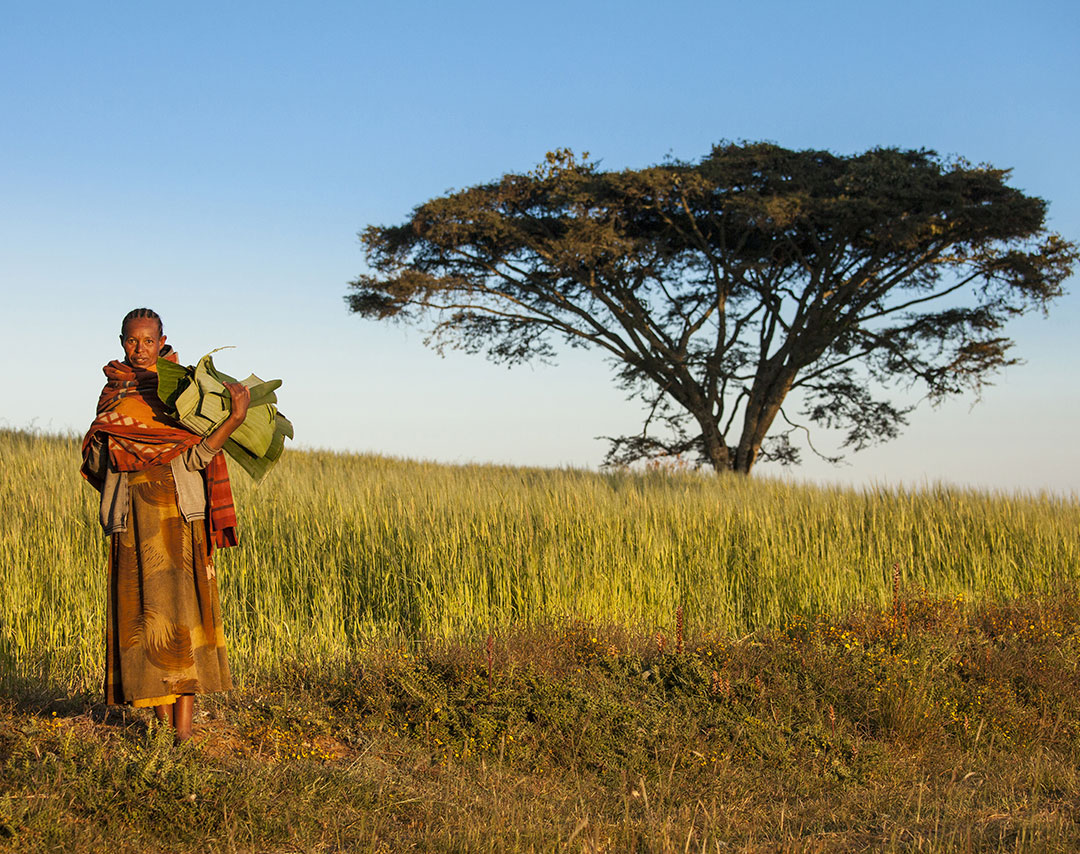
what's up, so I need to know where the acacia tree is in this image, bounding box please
[347,142,1076,474]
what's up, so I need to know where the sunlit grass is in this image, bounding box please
[2,428,1078,695]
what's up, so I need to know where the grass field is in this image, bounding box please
[4,592,1080,851]
[2,428,1078,694]
[2,428,1080,851]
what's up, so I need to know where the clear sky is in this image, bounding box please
[2,0,1077,494]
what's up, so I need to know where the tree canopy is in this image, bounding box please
[347,142,1076,474]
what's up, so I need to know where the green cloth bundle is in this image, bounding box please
[156,350,294,481]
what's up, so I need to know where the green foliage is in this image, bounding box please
[155,350,294,481]
[348,142,1078,473]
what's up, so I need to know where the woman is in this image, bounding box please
[81,308,250,741]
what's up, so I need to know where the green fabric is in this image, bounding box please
[156,350,294,481]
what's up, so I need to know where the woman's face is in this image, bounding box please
[120,318,166,372]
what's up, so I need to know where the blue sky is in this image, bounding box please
[2,0,1077,493]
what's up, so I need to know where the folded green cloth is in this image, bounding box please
[156,350,294,481]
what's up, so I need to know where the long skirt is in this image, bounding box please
[104,464,232,707]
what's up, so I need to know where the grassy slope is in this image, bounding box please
[2,430,1080,850]
[4,594,1080,851]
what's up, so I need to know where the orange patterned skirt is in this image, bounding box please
[104,464,232,706]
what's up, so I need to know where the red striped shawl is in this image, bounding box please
[81,350,239,552]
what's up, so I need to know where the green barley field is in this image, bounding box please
[6,427,1080,851]
[2,427,1078,697]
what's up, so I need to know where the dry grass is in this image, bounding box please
[4,594,1080,851]
[3,428,1079,850]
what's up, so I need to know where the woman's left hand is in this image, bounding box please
[224,382,251,425]
[204,382,251,452]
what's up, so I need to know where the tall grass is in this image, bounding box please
[2,428,1078,694]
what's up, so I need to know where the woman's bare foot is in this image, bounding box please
[154,703,174,727]
[173,695,194,742]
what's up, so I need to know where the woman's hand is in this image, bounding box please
[223,382,251,426]
[205,382,251,452]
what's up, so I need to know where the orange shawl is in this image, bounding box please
[81,348,239,551]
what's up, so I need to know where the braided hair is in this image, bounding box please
[120,307,163,337]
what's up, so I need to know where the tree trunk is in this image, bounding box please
[698,417,731,473]
[733,370,793,474]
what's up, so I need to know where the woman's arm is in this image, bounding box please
[204,382,252,453]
